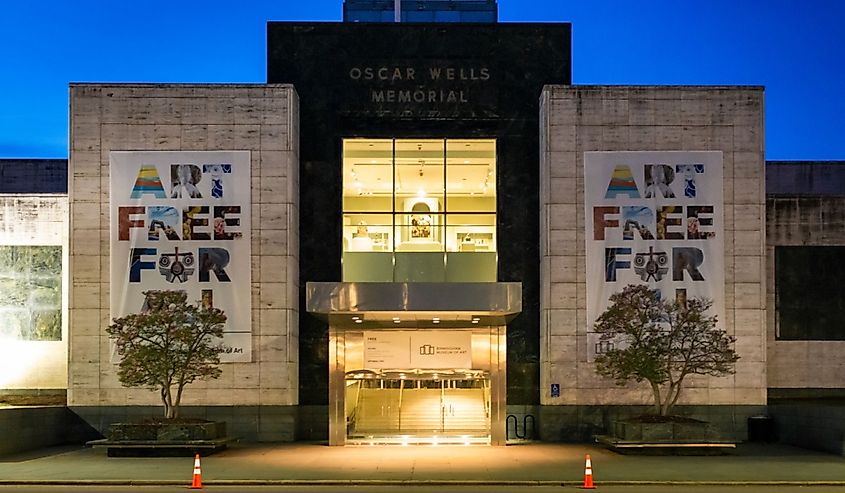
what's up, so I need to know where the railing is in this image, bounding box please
[440,379,446,432]
[351,381,491,436]
[483,379,491,418]
[397,379,404,430]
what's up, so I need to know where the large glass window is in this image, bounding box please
[0,245,62,341]
[342,138,496,282]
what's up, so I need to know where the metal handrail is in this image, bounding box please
[440,379,446,432]
[397,378,404,431]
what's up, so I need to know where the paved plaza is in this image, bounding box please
[1,442,844,486]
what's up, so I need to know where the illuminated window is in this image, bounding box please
[0,246,62,341]
[342,138,496,282]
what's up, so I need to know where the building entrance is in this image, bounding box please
[306,282,520,446]
[345,369,490,445]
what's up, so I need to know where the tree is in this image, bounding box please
[106,290,226,419]
[593,284,739,416]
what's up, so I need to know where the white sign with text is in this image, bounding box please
[363,330,472,369]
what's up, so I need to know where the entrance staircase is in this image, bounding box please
[351,387,488,436]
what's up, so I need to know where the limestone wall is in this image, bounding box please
[68,84,299,410]
[766,194,845,388]
[539,85,766,407]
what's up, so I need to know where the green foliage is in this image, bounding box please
[106,290,226,418]
[594,284,739,416]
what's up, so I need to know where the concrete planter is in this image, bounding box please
[613,419,712,442]
[597,417,735,454]
[109,421,227,442]
[88,420,234,456]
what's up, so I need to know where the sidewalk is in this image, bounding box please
[1,442,844,486]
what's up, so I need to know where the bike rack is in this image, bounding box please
[506,413,536,440]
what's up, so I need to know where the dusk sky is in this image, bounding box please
[1,0,843,160]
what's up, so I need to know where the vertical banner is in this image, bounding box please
[110,151,252,362]
[584,151,724,361]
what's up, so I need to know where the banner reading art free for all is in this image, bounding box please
[109,151,252,362]
[584,151,725,361]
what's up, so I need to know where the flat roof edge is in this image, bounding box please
[543,84,765,91]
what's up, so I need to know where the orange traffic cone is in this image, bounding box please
[190,453,203,489]
[582,454,596,489]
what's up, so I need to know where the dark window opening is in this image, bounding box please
[776,246,845,340]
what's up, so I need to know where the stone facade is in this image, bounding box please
[68,84,300,440]
[766,162,845,390]
[539,86,767,412]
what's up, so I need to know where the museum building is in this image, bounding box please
[0,0,842,449]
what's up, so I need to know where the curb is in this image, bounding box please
[4,480,845,486]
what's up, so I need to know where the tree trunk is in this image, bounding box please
[162,386,175,419]
[650,382,662,415]
[658,381,686,416]
[664,378,685,416]
[173,382,185,419]
[660,383,676,416]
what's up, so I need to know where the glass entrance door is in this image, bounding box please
[325,322,509,446]
[345,369,491,445]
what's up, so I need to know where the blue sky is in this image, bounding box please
[1,0,843,159]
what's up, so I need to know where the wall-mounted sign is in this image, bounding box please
[363,331,412,368]
[109,151,252,362]
[410,331,471,369]
[364,330,472,369]
[584,151,725,361]
[343,60,498,118]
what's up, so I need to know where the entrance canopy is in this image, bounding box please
[306,282,522,328]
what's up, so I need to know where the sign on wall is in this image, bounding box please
[344,61,497,118]
[364,331,472,369]
[109,151,252,362]
[584,151,725,361]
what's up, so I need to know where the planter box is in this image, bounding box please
[87,421,234,456]
[613,419,714,442]
[597,418,735,455]
[109,421,226,441]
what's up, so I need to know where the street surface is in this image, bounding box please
[2,487,845,493]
